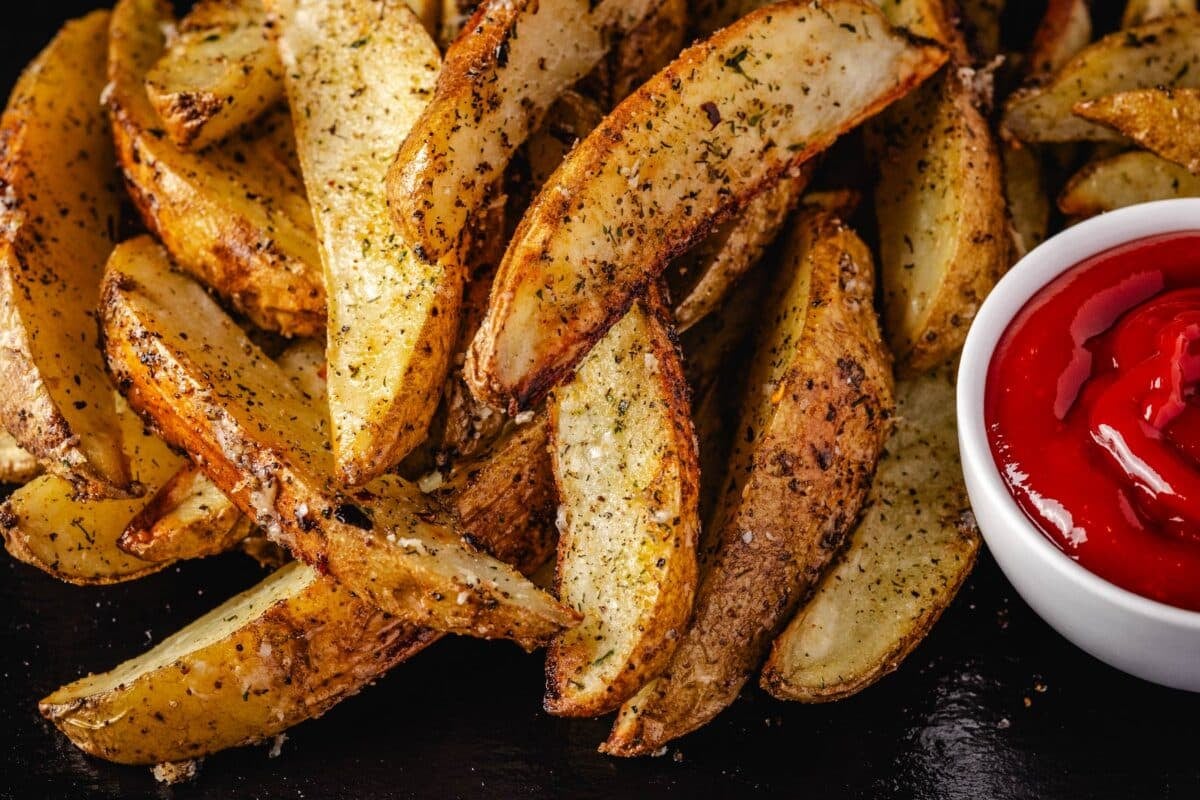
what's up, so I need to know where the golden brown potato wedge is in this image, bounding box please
[1074,88,1200,175]
[0,433,39,485]
[1057,150,1200,216]
[1028,0,1092,79]
[269,0,458,486]
[1003,15,1200,143]
[101,237,577,649]
[1123,0,1197,27]
[873,67,1009,374]
[603,208,893,756]
[143,0,283,150]
[547,294,699,717]
[0,10,131,497]
[606,0,688,105]
[524,91,607,194]
[388,0,672,262]
[1002,141,1051,258]
[1,397,185,585]
[761,364,980,702]
[467,0,946,410]
[108,0,325,337]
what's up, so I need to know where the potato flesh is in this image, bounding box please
[1,397,184,585]
[0,433,39,484]
[101,238,576,648]
[1122,0,1197,27]
[761,366,980,701]
[271,0,456,486]
[548,299,699,715]
[466,0,945,409]
[1058,150,1200,217]
[0,10,129,496]
[1075,88,1200,175]
[108,0,325,337]
[1003,15,1200,143]
[603,209,893,755]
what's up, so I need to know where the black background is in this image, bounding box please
[3,2,1199,799]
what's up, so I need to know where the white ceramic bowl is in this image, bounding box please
[957,198,1200,691]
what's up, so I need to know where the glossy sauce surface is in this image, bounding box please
[987,232,1200,610]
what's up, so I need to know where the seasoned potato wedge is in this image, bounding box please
[871,0,962,54]
[1074,88,1200,175]
[1,397,184,585]
[547,295,699,716]
[467,0,946,410]
[671,172,809,331]
[109,0,324,337]
[119,464,253,563]
[1028,0,1092,79]
[1123,0,1197,27]
[1003,15,1200,143]
[1002,142,1051,258]
[270,0,458,486]
[606,0,688,105]
[0,433,39,485]
[101,237,577,648]
[873,67,1009,373]
[438,0,477,48]
[0,10,131,497]
[389,0,674,262]
[603,209,893,756]
[525,91,607,194]
[1057,150,1200,216]
[761,365,980,702]
[143,0,282,150]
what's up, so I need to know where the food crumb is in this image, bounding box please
[651,746,669,757]
[268,733,287,759]
[151,759,199,784]
[672,750,684,763]
[997,718,1011,730]
[513,410,535,425]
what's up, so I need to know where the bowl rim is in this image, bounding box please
[957,197,1200,629]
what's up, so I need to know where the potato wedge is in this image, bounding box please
[525,91,608,194]
[547,294,699,716]
[269,0,456,486]
[1,397,184,585]
[1028,0,1092,79]
[388,0,670,262]
[606,0,688,105]
[108,0,325,337]
[143,0,283,150]
[0,433,39,485]
[101,237,577,649]
[760,364,980,702]
[438,0,477,48]
[0,10,131,497]
[466,0,945,410]
[1075,88,1200,175]
[960,0,1004,61]
[873,67,1009,373]
[1002,142,1051,258]
[1057,150,1200,216]
[1002,15,1200,143]
[1123,0,1197,27]
[602,208,893,756]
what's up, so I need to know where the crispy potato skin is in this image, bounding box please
[1074,88,1200,175]
[1057,150,1200,216]
[465,0,945,410]
[108,0,325,337]
[546,294,699,716]
[602,209,893,756]
[101,238,577,648]
[0,10,131,497]
[388,0,665,261]
[761,364,980,702]
[873,67,1010,374]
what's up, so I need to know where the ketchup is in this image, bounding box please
[986,231,1200,610]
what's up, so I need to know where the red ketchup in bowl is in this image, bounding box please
[986,231,1200,610]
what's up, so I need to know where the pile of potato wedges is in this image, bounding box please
[0,0,1194,778]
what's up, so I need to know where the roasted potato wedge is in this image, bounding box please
[0,10,131,497]
[603,209,893,756]
[270,0,458,486]
[547,294,699,716]
[467,0,946,410]
[525,91,607,194]
[873,67,1009,373]
[0,433,40,485]
[1002,142,1051,258]
[438,0,476,48]
[1057,150,1200,216]
[1003,15,1200,143]
[389,0,672,262]
[606,0,688,105]
[1,397,185,585]
[109,0,324,337]
[761,365,981,702]
[1074,88,1200,175]
[143,0,283,150]
[1123,0,1197,27]
[1028,0,1092,79]
[101,237,577,648]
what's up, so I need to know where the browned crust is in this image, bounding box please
[1074,88,1200,176]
